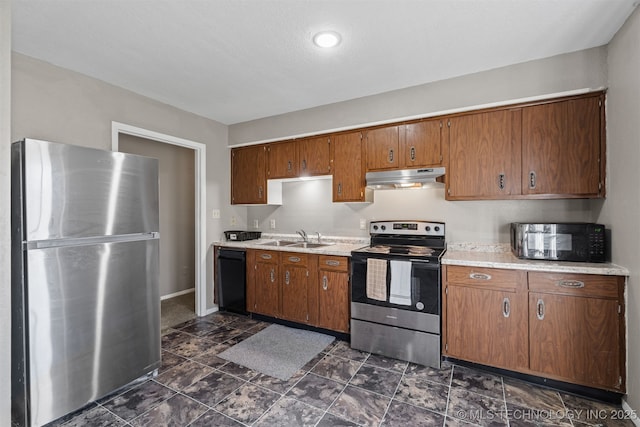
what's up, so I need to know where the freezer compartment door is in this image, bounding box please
[19,139,159,241]
[23,238,160,426]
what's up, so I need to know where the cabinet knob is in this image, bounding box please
[288,256,301,263]
[258,186,263,198]
[498,173,505,190]
[285,270,290,285]
[301,159,307,170]
[270,268,275,283]
[322,275,328,290]
[260,253,272,260]
[410,146,416,162]
[337,183,342,195]
[287,160,292,172]
[325,260,340,267]
[388,149,394,163]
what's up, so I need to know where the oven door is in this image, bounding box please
[350,252,440,315]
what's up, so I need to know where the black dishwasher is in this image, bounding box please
[216,248,247,314]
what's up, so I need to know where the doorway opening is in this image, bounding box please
[111,122,208,318]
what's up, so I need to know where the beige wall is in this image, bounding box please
[1,0,11,423]
[120,134,196,297]
[229,47,607,145]
[600,6,640,413]
[11,53,231,312]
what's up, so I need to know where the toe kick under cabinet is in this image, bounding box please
[442,265,626,392]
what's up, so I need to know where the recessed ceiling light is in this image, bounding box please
[313,31,341,48]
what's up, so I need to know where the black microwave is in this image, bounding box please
[510,223,606,263]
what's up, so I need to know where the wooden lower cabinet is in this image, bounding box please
[443,266,626,392]
[249,250,280,317]
[280,252,312,324]
[443,266,528,371]
[528,272,625,391]
[317,255,350,333]
[246,250,348,333]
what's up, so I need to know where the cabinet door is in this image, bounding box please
[447,109,522,199]
[522,96,602,197]
[299,136,331,176]
[529,292,622,390]
[280,253,309,324]
[333,131,366,202]
[365,126,399,171]
[254,252,279,317]
[401,119,442,168]
[231,145,266,204]
[445,284,528,371]
[267,140,297,179]
[318,269,350,333]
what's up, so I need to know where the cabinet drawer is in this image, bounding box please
[446,266,526,291]
[318,255,349,272]
[254,250,279,263]
[281,252,308,266]
[528,272,622,298]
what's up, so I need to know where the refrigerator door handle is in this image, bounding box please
[25,232,160,250]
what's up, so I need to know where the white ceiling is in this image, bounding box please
[11,0,638,125]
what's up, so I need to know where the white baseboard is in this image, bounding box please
[622,399,640,426]
[161,288,195,301]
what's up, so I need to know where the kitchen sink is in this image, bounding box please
[290,242,333,249]
[258,240,299,246]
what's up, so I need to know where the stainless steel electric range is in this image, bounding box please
[350,220,445,368]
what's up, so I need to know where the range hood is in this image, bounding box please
[366,167,445,189]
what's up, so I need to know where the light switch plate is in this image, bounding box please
[359,218,367,230]
[212,209,221,219]
[270,219,276,229]
[230,216,237,226]
[253,219,259,229]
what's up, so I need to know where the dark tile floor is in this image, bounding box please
[51,311,635,427]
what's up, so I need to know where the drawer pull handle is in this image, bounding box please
[288,256,301,263]
[556,280,585,288]
[536,299,545,320]
[302,159,307,170]
[287,160,293,172]
[285,270,290,285]
[325,260,340,266]
[322,276,328,290]
[337,183,342,195]
[502,298,510,318]
[270,269,275,283]
[388,149,394,163]
[409,146,416,161]
[260,254,272,260]
[258,186,263,198]
[469,272,492,281]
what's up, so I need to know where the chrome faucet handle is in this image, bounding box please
[296,229,308,242]
[315,231,322,243]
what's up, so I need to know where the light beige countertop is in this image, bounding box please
[443,243,629,276]
[214,234,369,257]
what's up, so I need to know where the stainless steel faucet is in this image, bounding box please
[315,231,322,243]
[296,229,308,242]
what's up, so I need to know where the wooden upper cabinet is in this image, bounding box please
[365,126,399,171]
[446,109,522,199]
[522,95,603,197]
[333,131,367,202]
[299,135,331,176]
[231,145,267,204]
[401,119,443,168]
[267,140,297,179]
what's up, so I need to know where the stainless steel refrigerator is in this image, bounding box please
[11,138,161,427]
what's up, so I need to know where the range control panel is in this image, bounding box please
[369,220,445,237]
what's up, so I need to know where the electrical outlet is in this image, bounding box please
[212,209,220,219]
[230,216,237,226]
[359,218,367,230]
[270,219,276,229]
[253,219,259,229]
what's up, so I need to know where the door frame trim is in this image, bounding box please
[111,122,209,316]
